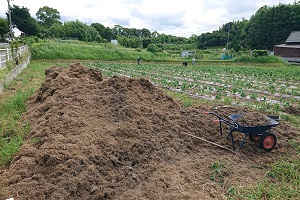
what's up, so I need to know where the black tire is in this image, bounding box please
[259,132,277,151]
[249,133,260,141]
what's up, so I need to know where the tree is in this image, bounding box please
[63,20,99,42]
[141,28,151,38]
[8,5,40,36]
[243,3,300,50]
[91,23,115,41]
[36,6,61,28]
[48,23,66,38]
[0,18,9,40]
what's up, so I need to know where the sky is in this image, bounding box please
[0,0,297,37]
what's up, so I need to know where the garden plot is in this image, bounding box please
[1,63,299,199]
[89,63,300,113]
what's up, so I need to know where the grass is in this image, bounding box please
[0,59,72,166]
[0,51,31,80]
[164,89,212,107]
[30,40,179,62]
[0,90,32,166]
[228,158,300,199]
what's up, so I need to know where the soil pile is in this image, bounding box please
[235,112,272,127]
[0,64,299,200]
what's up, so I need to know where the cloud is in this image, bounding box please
[0,0,296,37]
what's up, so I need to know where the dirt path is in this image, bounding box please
[0,63,299,200]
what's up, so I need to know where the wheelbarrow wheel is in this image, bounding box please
[249,133,260,141]
[259,132,276,151]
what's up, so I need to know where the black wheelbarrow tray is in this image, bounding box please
[205,112,280,151]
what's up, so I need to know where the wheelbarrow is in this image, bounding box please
[204,112,280,151]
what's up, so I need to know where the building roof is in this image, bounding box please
[275,44,300,49]
[285,31,300,43]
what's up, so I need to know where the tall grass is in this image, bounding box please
[30,41,176,62]
[0,60,71,166]
[0,90,32,166]
[233,54,287,65]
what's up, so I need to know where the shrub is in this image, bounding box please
[147,44,157,53]
[253,49,269,57]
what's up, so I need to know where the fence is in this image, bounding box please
[0,45,28,69]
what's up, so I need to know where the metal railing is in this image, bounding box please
[0,45,28,69]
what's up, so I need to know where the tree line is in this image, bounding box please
[0,2,300,51]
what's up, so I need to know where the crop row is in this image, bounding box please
[87,62,300,112]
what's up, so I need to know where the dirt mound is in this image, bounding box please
[1,64,299,200]
[235,112,272,127]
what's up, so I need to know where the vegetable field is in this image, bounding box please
[89,62,300,113]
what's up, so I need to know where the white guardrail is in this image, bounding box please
[0,45,28,69]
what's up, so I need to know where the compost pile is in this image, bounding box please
[0,64,299,200]
[235,112,272,127]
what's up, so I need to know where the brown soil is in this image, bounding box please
[235,112,272,127]
[282,106,300,116]
[0,63,299,200]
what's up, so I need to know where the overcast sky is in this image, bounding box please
[0,0,296,37]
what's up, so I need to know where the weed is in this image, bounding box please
[209,160,225,186]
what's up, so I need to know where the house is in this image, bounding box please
[274,31,300,62]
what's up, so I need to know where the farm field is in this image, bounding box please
[89,62,300,116]
[0,60,299,199]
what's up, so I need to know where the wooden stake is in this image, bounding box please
[181,132,237,155]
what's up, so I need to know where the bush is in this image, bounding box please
[147,44,157,53]
[253,49,269,57]
[233,54,287,64]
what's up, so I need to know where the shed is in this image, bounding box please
[274,31,300,62]
[111,40,118,45]
[181,51,193,57]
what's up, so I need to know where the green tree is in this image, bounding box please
[8,5,40,36]
[141,28,151,38]
[243,3,300,50]
[0,18,9,40]
[91,23,115,41]
[48,23,66,38]
[36,6,61,28]
[64,20,99,42]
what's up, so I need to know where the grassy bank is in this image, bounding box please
[28,40,288,67]
[30,40,179,62]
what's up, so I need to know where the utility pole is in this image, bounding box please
[226,24,230,50]
[7,0,14,42]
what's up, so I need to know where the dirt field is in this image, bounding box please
[0,63,299,199]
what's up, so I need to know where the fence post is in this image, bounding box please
[6,48,10,61]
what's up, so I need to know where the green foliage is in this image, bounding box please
[48,20,100,42]
[29,40,170,61]
[23,36,40,45]
[252,49,269,57]
[91,23,116,42]
[0,18,9,39]
[230,158,300,199]
[197,30,227,49]
[36,6,61,29]
[117,35,142,48]
[244,3,300,50]
[0,90,32,166]
[9,5,40,36]
[210,161,225,186]
[233,54,287,64]
[146,44,157,53]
